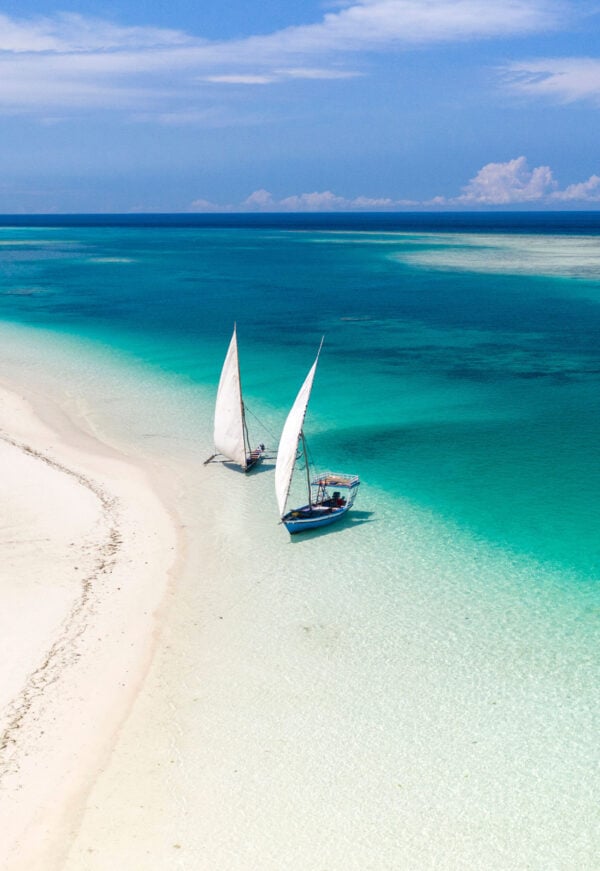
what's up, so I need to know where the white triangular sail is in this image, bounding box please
[275,353,320,517]
[214,327,248,468]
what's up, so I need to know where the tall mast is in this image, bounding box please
[234,323,249,464]
[274,343,323,518]
[233,322,248,466]
[300,431,312,508]
[213,324,247,468]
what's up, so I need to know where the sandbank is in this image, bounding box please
[0,383,178,871]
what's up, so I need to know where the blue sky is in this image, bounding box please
[1,0,600,212]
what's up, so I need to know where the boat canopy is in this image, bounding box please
[311,472,360,489]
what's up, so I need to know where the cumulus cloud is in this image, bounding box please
[192,189,412,212]
[552,174,600,201]
[434,157,600,205]
[191,161,600,212]
[352,195,400,207]
[278,191,350,210]
[505,57,600,103]
[243,189,275,207]
[456,156,556,204]
[0,2,566,113]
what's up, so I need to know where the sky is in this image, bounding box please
[1,0,600,212]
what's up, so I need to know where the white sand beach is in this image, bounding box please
[0,384,178,870]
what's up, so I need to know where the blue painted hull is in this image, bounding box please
[282,502,350,534]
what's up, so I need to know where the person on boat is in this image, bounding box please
[322,491,345,509]
[249,443,266,461]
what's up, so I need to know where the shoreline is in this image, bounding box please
[0,323,597,870]
[0,382,180,870]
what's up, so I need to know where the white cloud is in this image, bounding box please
[243,189,275,207]
[202,74,275,85]
[188,198,233,212]
[551,174,600,201]
[0,2,566,114]
[433,157,600,205]
[284,0,561,50]
[275,67,360,80]
[279,191,349,210]
[352,195,397,207]
[455,156,557,204]
[505,57,600,103]
[201,67,361,85]
[0,12,193,53]
[193,189,417,212]
[135,107,242,126]
[234,0,562,61]
[190,160,600,212]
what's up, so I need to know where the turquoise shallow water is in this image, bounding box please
[0,215,599,579]
[0,215,599,868]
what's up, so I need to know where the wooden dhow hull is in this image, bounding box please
[282,501,350,534]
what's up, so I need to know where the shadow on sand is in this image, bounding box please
[215,459,276,475]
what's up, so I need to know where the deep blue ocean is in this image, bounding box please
[1,212,599,578]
